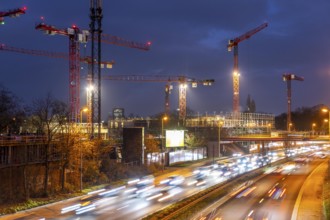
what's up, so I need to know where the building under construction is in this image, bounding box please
[186,112,275,136]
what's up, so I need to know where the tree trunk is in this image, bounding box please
[61,163,67,192]
[43,144,49,197]
[23,165,30,200]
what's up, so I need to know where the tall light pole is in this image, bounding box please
[218,119,224,158]
[80,143,83,192]
[322,108,330,141]
[79,107,88,192]
[312,123,316,136]
[267,123,271,135]
[161,116,168,169]
[80,107,88,123]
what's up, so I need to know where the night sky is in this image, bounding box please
[1,1,330,120]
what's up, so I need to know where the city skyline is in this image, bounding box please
[1,1,330,119]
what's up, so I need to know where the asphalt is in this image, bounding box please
[291,159,329,220]
[0,157,220,220]
[1,157,327,220]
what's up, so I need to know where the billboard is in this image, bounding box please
[165,130,185,147]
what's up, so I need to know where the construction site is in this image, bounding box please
[0,2,283,139]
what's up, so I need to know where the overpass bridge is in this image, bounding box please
[221,134,330,142]
[1,134,328,169]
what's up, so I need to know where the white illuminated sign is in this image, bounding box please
[165,130,185,147]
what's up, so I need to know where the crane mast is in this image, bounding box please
[88,0,151,138]
[101,75,214,124]
[36,23,88,122]
[89,0,103,138]
[282,74,304,132]
[228,22,268,113]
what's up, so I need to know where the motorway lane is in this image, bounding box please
[0,175,227,220]
[206,159,323,220]
[0,155,290,220]
[62,179,224,220]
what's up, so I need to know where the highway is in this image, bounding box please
[1,161,230,220]
[1,147,327,220]
[200,158,325,220]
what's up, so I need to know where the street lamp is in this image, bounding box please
[79,107,88,192]
[217,119,224,159]
[80,142,83,192]
[289,123,293,131]
[80,107,88,123]
[267,123,272,135]
[161,116,168,169]
[322,108,330,140]
[312,123,316,136]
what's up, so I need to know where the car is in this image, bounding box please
[268,183,286,200]
[167,175,185,186]
[160,175,185,186]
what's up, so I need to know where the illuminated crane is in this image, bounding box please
[0,43,113,126]
[101,75,214,124]
[227,22,268,113]
[0,7,26,25]
[36,23,88,122]
[35,22,150,125]
[282,74,304,132]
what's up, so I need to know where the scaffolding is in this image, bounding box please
[185,112,275,135]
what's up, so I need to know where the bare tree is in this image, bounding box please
[31,93,68,196]
[0,85,25,134]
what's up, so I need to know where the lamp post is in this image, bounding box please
[218,119,224,158]
[161,116,168,170]
[80,142,83,192]
[79,107,88,192]
[80,107,88,123]
[312,123,316,136]
[267,123,271,135]
[324,119,329,135]
[322,108,330,141]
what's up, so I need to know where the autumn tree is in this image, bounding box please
[145,134,160,154]
[185,132,206,148]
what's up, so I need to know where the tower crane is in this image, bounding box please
[282,74,304,132]
[227,22,268,113]
[35,22,150,125]
[35,23,89,123]
[100,75,214,124]
[0,43,113,124]
[0,7,26,25]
